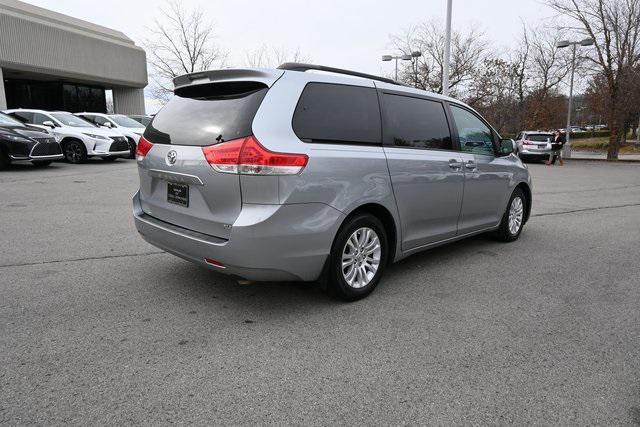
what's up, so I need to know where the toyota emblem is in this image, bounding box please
[166,150,177,165]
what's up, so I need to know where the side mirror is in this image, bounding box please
[499,139,515,155]
[102,121,113,128]
[42,120,56,129]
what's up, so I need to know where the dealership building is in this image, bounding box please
[0,0,147,114]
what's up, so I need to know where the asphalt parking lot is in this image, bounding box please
[1,159,639,424]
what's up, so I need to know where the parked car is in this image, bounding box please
[5,109,130,163]
[132,64,532,301]
[128,114,153,127]
[514,131,554,162]
[76,113,146,159]
[0,111,63,169]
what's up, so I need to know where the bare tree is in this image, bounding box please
[390,20,487,95]
[547,0,640,159]
[144,1,227,102]
[244,46,310,68]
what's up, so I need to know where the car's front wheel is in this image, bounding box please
[63,140,87,164]
[493,188,526,242]
[326,213,388,301]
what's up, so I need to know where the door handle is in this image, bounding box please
[465,160,477,171]
[448,159,462,169]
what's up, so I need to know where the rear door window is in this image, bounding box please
[292,83,381,145]
[145,81,268,146]
[383,94,452,150]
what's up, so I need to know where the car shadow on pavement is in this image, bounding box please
[146,232,500,316]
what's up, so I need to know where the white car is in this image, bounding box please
[5,109,130,163]
[76,113,146,159]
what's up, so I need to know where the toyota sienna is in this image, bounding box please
[133,63,532,300]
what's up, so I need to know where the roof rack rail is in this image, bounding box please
[277,62,406,86]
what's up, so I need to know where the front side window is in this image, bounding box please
[32,113,53,126]
[383,94,452,150]
[50,112,95,127]
[450,105,495,156]
[293,83,381,145]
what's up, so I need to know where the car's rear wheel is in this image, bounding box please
[493,188,526,242]
[326,213,388,301]
[32,161,52,168]
[63,140,87,164]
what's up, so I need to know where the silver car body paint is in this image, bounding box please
[133,67,532,281]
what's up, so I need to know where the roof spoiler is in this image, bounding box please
[172,69,284,90]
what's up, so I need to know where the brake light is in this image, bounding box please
[202,136,308,175]
[136,136,153,161]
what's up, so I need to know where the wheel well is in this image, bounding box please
[60,137,84,149]
[344,203,398,261]
[516,182,532,223]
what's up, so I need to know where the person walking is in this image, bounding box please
[546,130,565,166]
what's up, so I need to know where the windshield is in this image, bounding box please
[50,112,95,128]
[0,112,24,127]
[526,134,551,142]
[110,114,145,128]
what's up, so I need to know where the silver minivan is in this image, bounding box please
[133,63,532,300]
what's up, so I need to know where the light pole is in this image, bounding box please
[443,0,453,96]
[382,54,412,81]
[557,37,594,158]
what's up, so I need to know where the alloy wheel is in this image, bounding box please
[508,196,524,235]
[341,227,381,289]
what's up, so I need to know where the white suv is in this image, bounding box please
[76,113,146,159]
[5,109,130,163]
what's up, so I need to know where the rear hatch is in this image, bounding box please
[137,69,283,239]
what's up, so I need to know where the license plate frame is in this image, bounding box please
[167,182,189,207]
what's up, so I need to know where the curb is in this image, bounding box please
[567,157,640,163]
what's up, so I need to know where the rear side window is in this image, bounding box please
[145,81,268,146]
[9,111,33,123]
[383,94,452,150]
[292,83,381,145]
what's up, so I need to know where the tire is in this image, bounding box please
[63,140,87,164]
[326,213,388,301]
[0,150,10,170]
[126,137,136,159]
[31,161,52,168]
[102,156,118,162]
[493,188,526,242]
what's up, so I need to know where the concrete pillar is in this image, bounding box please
[112,87,145,115]
[0,68,7,110]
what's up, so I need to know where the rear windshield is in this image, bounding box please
[145,81,268,146]
[526,134,551,142]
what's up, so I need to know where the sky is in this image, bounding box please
[23,0,559,112]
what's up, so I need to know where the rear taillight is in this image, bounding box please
[136,136,153,161]
[202,136,308,175]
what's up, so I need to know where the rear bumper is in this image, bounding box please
[519,150,552,161]
[132,191,345,281]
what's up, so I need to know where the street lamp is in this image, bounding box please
[443,0,453,96]
[382,54,412,81]
[557,37,594,158]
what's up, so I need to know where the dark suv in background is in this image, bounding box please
[0,112,62,169]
